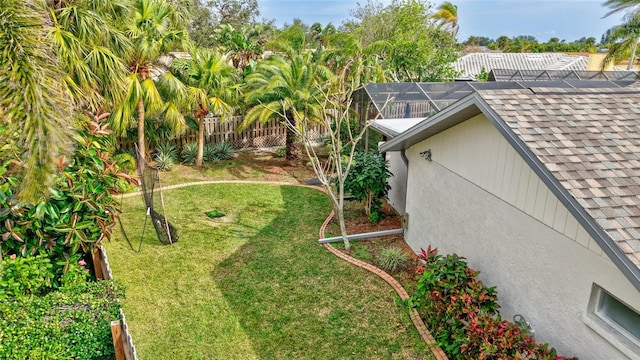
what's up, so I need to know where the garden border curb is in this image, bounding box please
[318,208,448,360]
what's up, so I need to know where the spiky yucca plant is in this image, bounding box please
[377,246,410,274]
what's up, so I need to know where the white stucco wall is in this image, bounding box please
[385,151,407,214]
[403,115,640,359]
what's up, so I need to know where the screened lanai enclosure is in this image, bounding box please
[354,69,638,215]
[352,70,638,127]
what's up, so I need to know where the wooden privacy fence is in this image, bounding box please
[92,247,138,360]
[118,115,329,151]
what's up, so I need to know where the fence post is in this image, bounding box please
[111,320,125,360]
[92,247,104,280]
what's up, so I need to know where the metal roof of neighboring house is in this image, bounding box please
[453,52,589,80]
[379,85,640,291]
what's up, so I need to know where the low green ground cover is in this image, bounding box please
[106,183,430,359]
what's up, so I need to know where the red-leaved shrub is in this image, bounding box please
[407,246,577,360]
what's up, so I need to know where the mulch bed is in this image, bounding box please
[327,200,421,290]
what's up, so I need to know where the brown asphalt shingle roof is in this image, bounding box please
[478,87,640,269]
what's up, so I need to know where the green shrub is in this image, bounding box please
[274,147,286,158]
[408,246,577,360]
[155,142,179,162]
[0,117,136,279]
[377,246,409,273]
[0,277,124,360]
[203,142,234,162]
[0,254,54,298]
[342,151,392,223]
[154,149,176,171]
[203,143,216,162]
[181,142,198,165]
[212,142,234,161]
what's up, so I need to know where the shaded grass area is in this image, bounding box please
[106,184,430,359]
[156,153,313,187]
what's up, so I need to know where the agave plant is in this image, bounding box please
[181,142,199,165]
[154,151,175,171]
[155,142,179,162]
[212,141,234,161]
[203,143,217,162]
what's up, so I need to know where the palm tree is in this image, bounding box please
[242,52,333,162]
[0,0,74,201]
[171,48,238,167]
[603,0,640,17]
[48,0,131,112]
[603,13,640,70]
[325,32,388,90]
[110,0,190,160]
[2,0,131,201]
[432,1,459,37]
[214,23,268,71]
[309,22,336,49]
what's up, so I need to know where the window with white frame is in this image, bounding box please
[585,284,640,357]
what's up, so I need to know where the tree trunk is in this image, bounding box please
[137,98,146,161]
[336,181,350,251]
[196,114,205,168]
[285,111,300,162]
[628,38,638,71]
[336,205,350,251]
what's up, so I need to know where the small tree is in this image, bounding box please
[282,83,386,250]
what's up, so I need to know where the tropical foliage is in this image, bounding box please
[109,0,191,159]
[408,247,578,360]
[0,117,135,276]
[603,13,640,69]
[171,48,238,166]
[345,0,459,82]
[433,1,459,37]
[242,36,333,161]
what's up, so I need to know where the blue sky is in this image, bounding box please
[259,0,628,43]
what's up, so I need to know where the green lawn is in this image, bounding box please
[106,183,430,359]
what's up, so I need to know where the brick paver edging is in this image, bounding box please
[318,209,448,360]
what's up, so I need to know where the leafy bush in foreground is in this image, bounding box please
[0,118,136,281]
[408,246,577,360]
[0,258,124,359]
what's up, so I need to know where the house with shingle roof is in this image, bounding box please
[453,52,590,80]
[378,85,640,359]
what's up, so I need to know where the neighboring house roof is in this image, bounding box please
[454,52,589,80]
[380,85,640,291]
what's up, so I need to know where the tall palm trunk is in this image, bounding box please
[285,110,300,162]
[628,38,639,70]
[196,114,205,167]
[137,98,146,160]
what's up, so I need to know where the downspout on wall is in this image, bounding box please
[400,149,409,231]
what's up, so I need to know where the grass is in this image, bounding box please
[106,183,431,359]
[154,152,314,187]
